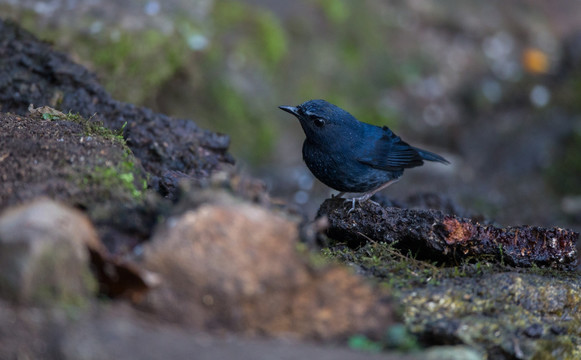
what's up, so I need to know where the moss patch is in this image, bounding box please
[321,241,581,358]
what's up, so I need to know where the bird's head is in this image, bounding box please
[278,99,359,143]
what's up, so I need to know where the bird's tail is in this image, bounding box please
[413,147,450,164]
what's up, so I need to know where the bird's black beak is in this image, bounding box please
[278,105,299,116]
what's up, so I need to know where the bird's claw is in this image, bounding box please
[346,198,357,214]
[344,195,382,215]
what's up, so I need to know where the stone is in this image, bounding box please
[142,200,393,340]
[0,199,98,305]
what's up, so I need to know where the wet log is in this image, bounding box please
[318,199,578,271]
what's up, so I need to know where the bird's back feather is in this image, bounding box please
[356,126,424,171]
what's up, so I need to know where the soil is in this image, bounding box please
[0,19,234,201]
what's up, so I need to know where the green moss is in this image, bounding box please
[318,0,349,24]
[348,334,383,353]
[383,324,421,351]
[322,242,443,293]
[53,113,148,201]
[253,9,288,67]
[84,159,144,201]
[87,28,188,104]
[42,112,59,120]
[322,240,581,357]
[212,0,288,68]
[533,338,579,360]
[43,110,126,142]
[296,243,332,269]
[400,271,581,357]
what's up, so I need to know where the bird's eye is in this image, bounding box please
[313,117,325,127]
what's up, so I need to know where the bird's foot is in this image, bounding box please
[343,179,400,213]
[344,193,379,214]
[345,198,357,214]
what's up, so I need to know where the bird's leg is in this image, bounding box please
[332,192,346,199]
[345,178,400,214]
[346,197,357,214]
[358,178,400,201]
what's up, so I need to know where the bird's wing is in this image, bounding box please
[357,127,424,171]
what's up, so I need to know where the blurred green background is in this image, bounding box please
[2,0,581,228]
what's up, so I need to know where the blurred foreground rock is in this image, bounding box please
[319,199,578,270]
[59,305,399,360]
[0,299,481,360]
[143,199,394,340]
[0,199,97,305]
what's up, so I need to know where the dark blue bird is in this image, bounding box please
[279,99,449,208]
